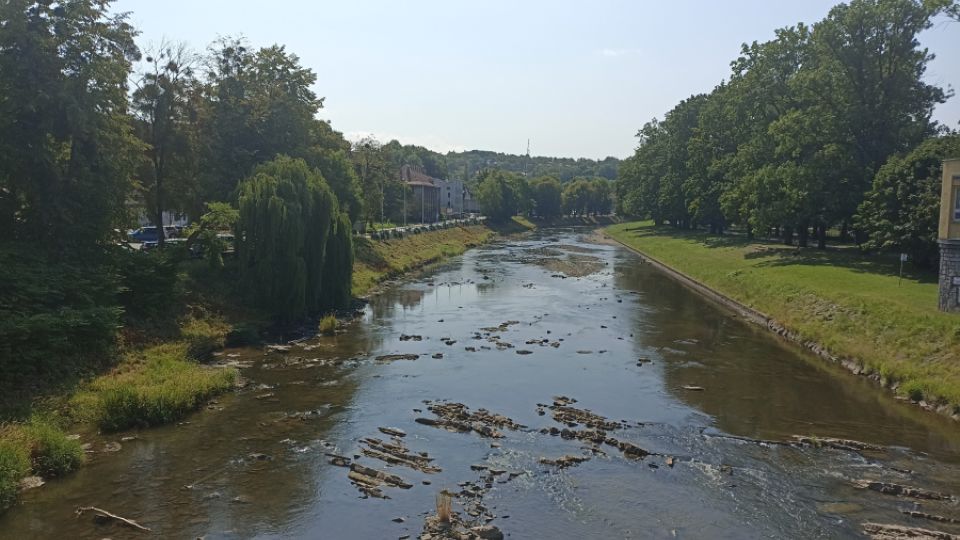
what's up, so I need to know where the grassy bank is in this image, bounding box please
[0,315,237,512]
[353,224,499,296]
[605,221,960,414]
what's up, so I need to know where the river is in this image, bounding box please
[3,228,959,539]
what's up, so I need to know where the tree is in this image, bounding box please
[476,169,527,222]
[857,134,960,268]
[351,137,392,225]
[530,176,563,218]
[131,41,199,247]
[200,38,324,203]
[0,0,140,384]
[236,156,350,321]
[0,0,141,252]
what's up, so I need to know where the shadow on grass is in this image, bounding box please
[627,225,937,284]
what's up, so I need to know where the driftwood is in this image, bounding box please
[76,506,151,532]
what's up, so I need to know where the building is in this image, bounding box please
[434,178,480,217]
[400,165,441,223]
[938,157,960,312]
[400,165,479,223]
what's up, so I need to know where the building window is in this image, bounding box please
[955,186,960,221]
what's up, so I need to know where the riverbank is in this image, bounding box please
[605,221,960,420]
[0,222,522,513]
[353,223,519,296]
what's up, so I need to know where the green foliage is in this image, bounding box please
[131,41,201,240]
[0,245,120,409]
[0,417,83,511]
[530,176,563,218]
[562,177,613,215]
[0,439,29,510]
[475,170,530,222]
[75,343,237,432]
[237,156,352,321]
[0,0,141,252]
[857,135,960,268]
[617,0,952,248]
[21,419,84,478]
[200,39,325,203]
[116,248,181,325]
[321,212,355,309]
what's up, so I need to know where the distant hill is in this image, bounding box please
[381,141,620,182]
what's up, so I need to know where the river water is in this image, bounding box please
[3,228,960,539]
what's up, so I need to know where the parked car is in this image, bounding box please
[129,226,158,242]
[128,225,182,242]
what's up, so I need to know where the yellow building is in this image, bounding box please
[938,158,960,312]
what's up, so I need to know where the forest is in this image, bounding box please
[617,0,960,269]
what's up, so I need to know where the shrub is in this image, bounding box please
[115,247,181,325]
[0,245,120,413]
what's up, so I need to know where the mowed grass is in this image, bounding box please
[606,221,960,411]
[70,341,238,433]
[352,225,496,296]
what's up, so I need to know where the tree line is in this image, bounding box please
[475,170,614,222]
[617,0,960,268]
[0,1,366,387]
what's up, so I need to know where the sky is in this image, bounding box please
[113,0,960,160]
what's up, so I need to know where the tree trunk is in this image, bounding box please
[154,163,165,248]
[783,226,794,246]
[839,221,850,243]
[798,223,809,248]
[816,225,826,250]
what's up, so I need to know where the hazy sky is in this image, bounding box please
[113,1,960,159]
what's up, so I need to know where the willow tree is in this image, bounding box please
[321,212,354,310]
[237,155,351,321]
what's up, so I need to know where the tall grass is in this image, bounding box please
[0,417,84,511]
[71,343,237,432]
[319,314,338,336]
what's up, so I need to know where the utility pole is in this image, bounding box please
[524,139,530,177]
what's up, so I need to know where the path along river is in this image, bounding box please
[3,228,960,539]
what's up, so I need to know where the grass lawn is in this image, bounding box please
[605,221,960,412]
